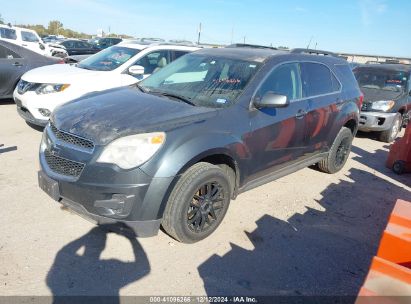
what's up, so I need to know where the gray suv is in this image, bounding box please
[38,47,362,243]
[354,64,411,142]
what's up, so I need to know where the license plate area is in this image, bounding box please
[38,171,60,201]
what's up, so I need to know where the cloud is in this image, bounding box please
[295,6,307,12]
[359,0,387,26]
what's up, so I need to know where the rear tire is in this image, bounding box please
[392,160,405,175]
[162,162,231,243]
[379,113,401,143]
[318,127,353,174]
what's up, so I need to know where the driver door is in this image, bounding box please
[244,62,309,183]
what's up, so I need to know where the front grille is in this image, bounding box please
[50,123,94,150]
[44,150,85,177]
[361,102,372,112]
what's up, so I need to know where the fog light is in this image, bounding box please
[39,108,51,117]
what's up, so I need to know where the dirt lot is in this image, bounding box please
[1,100,410,298]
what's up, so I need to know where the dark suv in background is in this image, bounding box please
[38,47,362,243]
[354,63,411,142]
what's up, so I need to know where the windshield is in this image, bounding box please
[354,67,409,92]
[77,46,140,71]
[139,53,262,108]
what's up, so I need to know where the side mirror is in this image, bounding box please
[254,92,289,108]
[39,43,45,50]
[128,65,145,76]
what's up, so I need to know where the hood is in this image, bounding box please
[52,87,218,145]
[21,63,104,84]
[361,87,405,103]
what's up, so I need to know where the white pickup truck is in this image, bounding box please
[0,24,67,57]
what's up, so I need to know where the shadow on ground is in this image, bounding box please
[351,143,411,187]
[47,224,150,304]
[198,168,411,297]
[0,98,14,105]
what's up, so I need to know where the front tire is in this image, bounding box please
[162,162,231,243]
[379,113,402,143]
[318,127,353,174]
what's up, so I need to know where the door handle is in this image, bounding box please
[295,109,307,119]
[22,44,27,47]
[13,62,23,67]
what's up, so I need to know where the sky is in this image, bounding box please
[1,0,410,57]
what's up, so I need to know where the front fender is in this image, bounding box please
[138,131,250,220]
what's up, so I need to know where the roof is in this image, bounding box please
[118,43,199,51]
[356,63,411,72]
[194,47,286,63]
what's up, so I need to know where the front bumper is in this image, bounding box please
[17,106,48,127]
[38,125,175,237]
[13,87,74,126]
[358,111,398,132]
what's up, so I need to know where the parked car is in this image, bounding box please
[0,24,67,58]
[14,43,198,126]
[354,63,411,142]
[90,37,122,50]
[38,47,362,243]
[0,40,62,99]
[54,39,100,56]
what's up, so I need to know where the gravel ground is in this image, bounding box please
[1,100,410,298]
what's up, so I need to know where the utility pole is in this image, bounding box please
[307,35,313,49]
[197,23,202,45]
[243,36,246,44]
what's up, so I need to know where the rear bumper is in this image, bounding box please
[358,111,397,132]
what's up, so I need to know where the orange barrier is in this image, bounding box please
[357,200,411,303]
[386,123,411,174]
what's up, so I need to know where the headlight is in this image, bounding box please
[371,100,395,112]
[36,84,70,95]
[97,132,166,169]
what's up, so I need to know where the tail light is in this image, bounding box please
[57,59,65,64]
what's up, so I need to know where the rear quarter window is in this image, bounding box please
[301,62,336,97]
[0,28,17,40]
[334,64,359,90]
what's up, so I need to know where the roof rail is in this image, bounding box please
[226,43,278,50]
[290,48,338,57]
[365,60,411,65]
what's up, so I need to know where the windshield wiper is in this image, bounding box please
[77,65,95,71]
[151,91,196,106]
[136,83,148,93]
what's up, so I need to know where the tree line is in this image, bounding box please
[0,15,132,39]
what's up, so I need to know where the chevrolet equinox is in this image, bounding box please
[38,47,363,243]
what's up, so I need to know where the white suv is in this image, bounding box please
[14,43,199,126]
[0,24,67,57]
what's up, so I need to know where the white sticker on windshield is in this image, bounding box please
[249,64,257,68]
[216,98,227,104]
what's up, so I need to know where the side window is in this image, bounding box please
[301,62,335,97]
[172,51,188,61]
[257,63,302,101]
[21,31,39,42]
[335,64,359,90]
[0,45,21,59]
[62,41,74,48]
[134,50,170,74]
[0,28,17,40]
[75,41,86,48]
